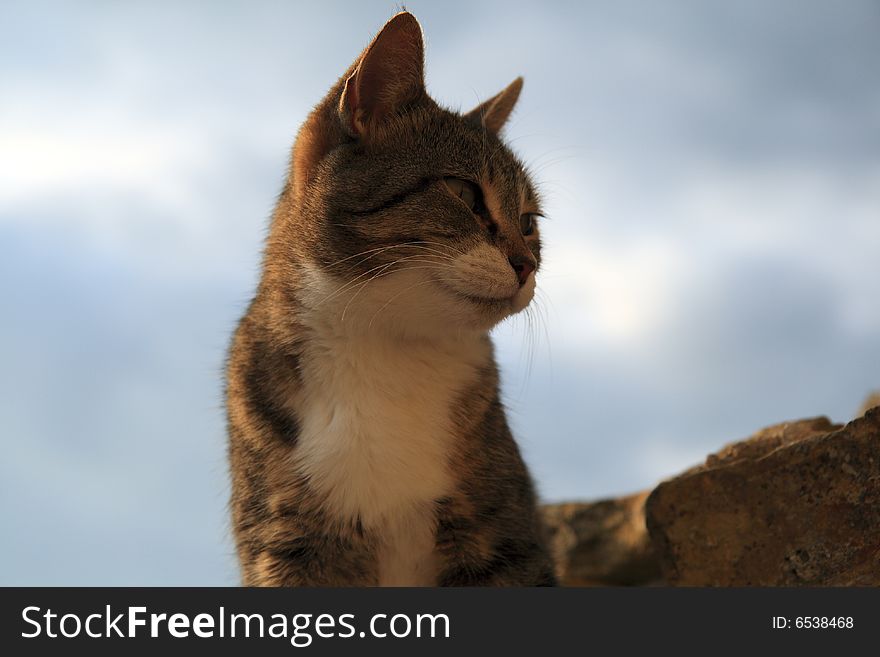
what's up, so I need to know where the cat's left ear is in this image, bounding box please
[339,12,425,138]
[464,77,523,135]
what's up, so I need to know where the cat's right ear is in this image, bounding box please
[338,12,426,138]
[464,77,523,135]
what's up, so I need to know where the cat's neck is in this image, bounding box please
[292,259,492,351]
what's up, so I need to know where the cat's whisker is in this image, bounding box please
[405,241,467,259]
[352,265,454,325]
[317,238,464,280]
[528,144,583,164]
[532,288,553,375]
[320,252,452,305]
[518,306,536,392]
[486,138,508,170]
[339,260,452,322]
[528,306,538,377]
[529,155,579,177]
[340,244,459,273]
[318,259,405,308]
[396,245,460,262]
[320,243,416,268]
[364,269,488,330]
[366,273,449,330]
[320,241,454,270]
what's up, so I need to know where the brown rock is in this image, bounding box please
[859,391,880,417]
[645,409,880,585]
[542,491,662,586]
[703,416,842,469]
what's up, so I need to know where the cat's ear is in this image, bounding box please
[339,12,425,138]
[464,77,523,135]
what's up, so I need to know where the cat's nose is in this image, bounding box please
[509,255,536,287]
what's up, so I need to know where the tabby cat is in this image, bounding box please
[226,11,556,586]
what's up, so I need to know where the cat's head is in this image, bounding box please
[279,12,543,338]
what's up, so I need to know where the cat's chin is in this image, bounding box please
[297,264,534,339]
[435,276,535,326]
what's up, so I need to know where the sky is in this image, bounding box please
[1,0,878,585]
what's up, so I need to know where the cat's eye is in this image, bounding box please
[443,177,483,214]
[520,213,539,236]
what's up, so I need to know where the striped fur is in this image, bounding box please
[226,11,556,586]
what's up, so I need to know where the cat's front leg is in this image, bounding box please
[433,498,557,587]
[241,518,378,586]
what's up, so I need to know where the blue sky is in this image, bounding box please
[1,0,878,584]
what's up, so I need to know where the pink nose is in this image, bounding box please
[509,255,536,286]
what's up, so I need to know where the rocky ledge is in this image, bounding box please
[543,396,880,586]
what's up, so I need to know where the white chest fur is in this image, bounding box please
[293,330,486,586]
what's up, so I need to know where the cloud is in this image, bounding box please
[1,0,879,582]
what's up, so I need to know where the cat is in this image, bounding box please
[225,11,556,586]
